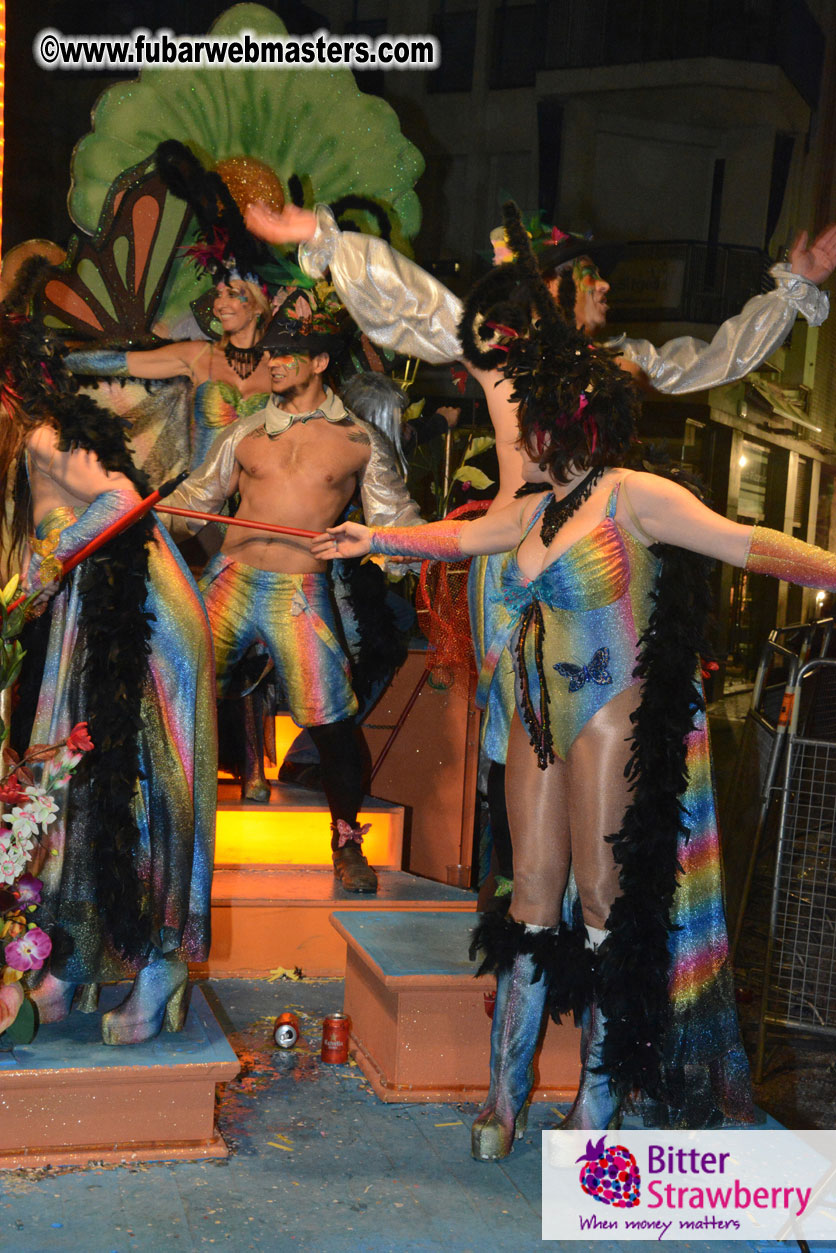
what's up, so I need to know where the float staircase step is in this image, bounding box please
[329,910,581,1103]
[215,780,404,869]
[201,865,476,978]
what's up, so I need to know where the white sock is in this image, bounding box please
[584,925,608,951]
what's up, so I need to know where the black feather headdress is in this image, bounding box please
[458,202,639,483]
[155,139,271,287]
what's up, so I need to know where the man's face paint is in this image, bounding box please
[571,256,610,337]
[268,352,315,395]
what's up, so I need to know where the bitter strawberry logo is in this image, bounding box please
[577,1136,641,1208]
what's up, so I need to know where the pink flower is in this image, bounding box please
[66,722,94,753]
[14,874,42,906]
[4,925,52,972]
[0,982,23,1034]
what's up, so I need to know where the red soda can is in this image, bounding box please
[320,1011,350,1063]
[273,1012,300,1049]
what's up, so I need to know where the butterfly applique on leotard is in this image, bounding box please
[553,646,613,693]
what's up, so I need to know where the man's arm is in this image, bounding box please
[162,418,245,540]
[356,419,423,530]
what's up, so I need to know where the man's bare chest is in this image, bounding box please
[237,421,371,487]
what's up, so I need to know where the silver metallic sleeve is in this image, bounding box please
[618,263,830,395]
[357,420,423,576]
[299,205,464,364]
[161,421,247,540]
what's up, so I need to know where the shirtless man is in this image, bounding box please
[164,315,421,892]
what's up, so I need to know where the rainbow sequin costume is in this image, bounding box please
[191,376,269,470]
[200,554,357,727]
[478,482,752,1125]
[26,503,217,981]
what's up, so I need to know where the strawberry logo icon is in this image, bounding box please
[577,1136,641,1208]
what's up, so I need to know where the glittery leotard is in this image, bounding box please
[480,482,659,765]
[481,479,751,1124]
[191,356,269,469]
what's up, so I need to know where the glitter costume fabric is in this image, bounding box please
[492,484,656,763]
[468,553,515,764]
[200,554,357,727]
[369,519,466,560]
[476,479,750,1123]
[746,523,836,588]
[191,376,268,470]
[29,505,217,981]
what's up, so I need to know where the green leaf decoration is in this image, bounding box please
[1,996,37,1046]
[67,4,424,332]
[452,466,494,490]
[462,435,496,462]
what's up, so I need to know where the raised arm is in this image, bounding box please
[246,202,463,364]
[618,225,836,395]
[622,471,836,589]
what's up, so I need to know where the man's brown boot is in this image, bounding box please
[331,822,378,893]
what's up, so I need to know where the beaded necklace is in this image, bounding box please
[540,467,604,545]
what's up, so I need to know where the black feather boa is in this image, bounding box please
[470,910,593,1011]
[50,394,155,960]
[560,542,714,1103]
[336,556,408,707]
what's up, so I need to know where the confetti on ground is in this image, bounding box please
[266,966,304,983]
[267,1142,294,1152]
[434,1121,463,1127]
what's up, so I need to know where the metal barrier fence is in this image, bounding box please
[723,619,836,1079]
[755,657,836,1080]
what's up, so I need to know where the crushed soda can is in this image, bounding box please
[273,1011,300,1049]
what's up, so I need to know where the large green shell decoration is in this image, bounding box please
[68,3,424,332]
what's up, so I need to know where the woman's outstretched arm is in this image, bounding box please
[622,471,836,588]
[311,492,539,563]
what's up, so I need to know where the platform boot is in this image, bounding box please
[469,912,552,1161]
[101,951,189,1046]
[26,973,99,1023]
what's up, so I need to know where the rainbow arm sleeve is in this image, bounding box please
[64,349,130,377]
[368,521,468,562]
[745,525,836,591]
[27,489,140,587]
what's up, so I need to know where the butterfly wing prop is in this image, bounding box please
[35,153,193,345]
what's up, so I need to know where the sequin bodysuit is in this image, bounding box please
[479,478,752,1124]
[505,483,658,764]
[191,376,269,470]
